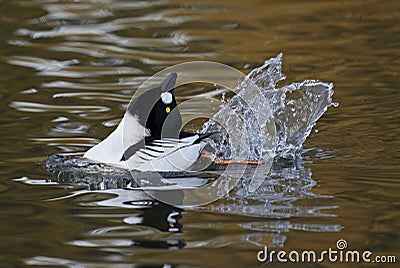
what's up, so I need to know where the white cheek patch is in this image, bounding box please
[161,92,173,104]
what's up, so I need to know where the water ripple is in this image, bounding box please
[32,137,97,147]
[42,80,138,91]
[7,56,79,72]
[8,55,142,77]
[50,41,215,62]
[51,122,90,134]
[10,101,110,113]
[53,92,130,102]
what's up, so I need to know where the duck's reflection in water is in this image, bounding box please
[46,153,341,251]
[68,188,187,250]
[125,200,185,250]
[121,198,183,234]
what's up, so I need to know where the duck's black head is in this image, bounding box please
[127,73,182,137]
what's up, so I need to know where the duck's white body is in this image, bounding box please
[83,74,210,172]
[84,112,207,171]
[84,112,148,165]
[125,136,206,171]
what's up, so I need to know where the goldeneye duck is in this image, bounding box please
[84,73,214,171]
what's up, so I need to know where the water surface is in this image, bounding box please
[0,0,399,267]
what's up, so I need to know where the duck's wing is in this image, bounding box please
[121,132,215,164]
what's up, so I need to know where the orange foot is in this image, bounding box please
[213,159,263,165]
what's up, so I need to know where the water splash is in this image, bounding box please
[203,53,336,159]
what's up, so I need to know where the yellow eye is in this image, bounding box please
[166,107,171,113]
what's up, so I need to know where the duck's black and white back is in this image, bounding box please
[84,73,212,171]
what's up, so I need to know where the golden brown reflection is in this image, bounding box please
[0,0,399,266]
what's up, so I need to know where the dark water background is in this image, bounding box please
[0,0,399,267]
